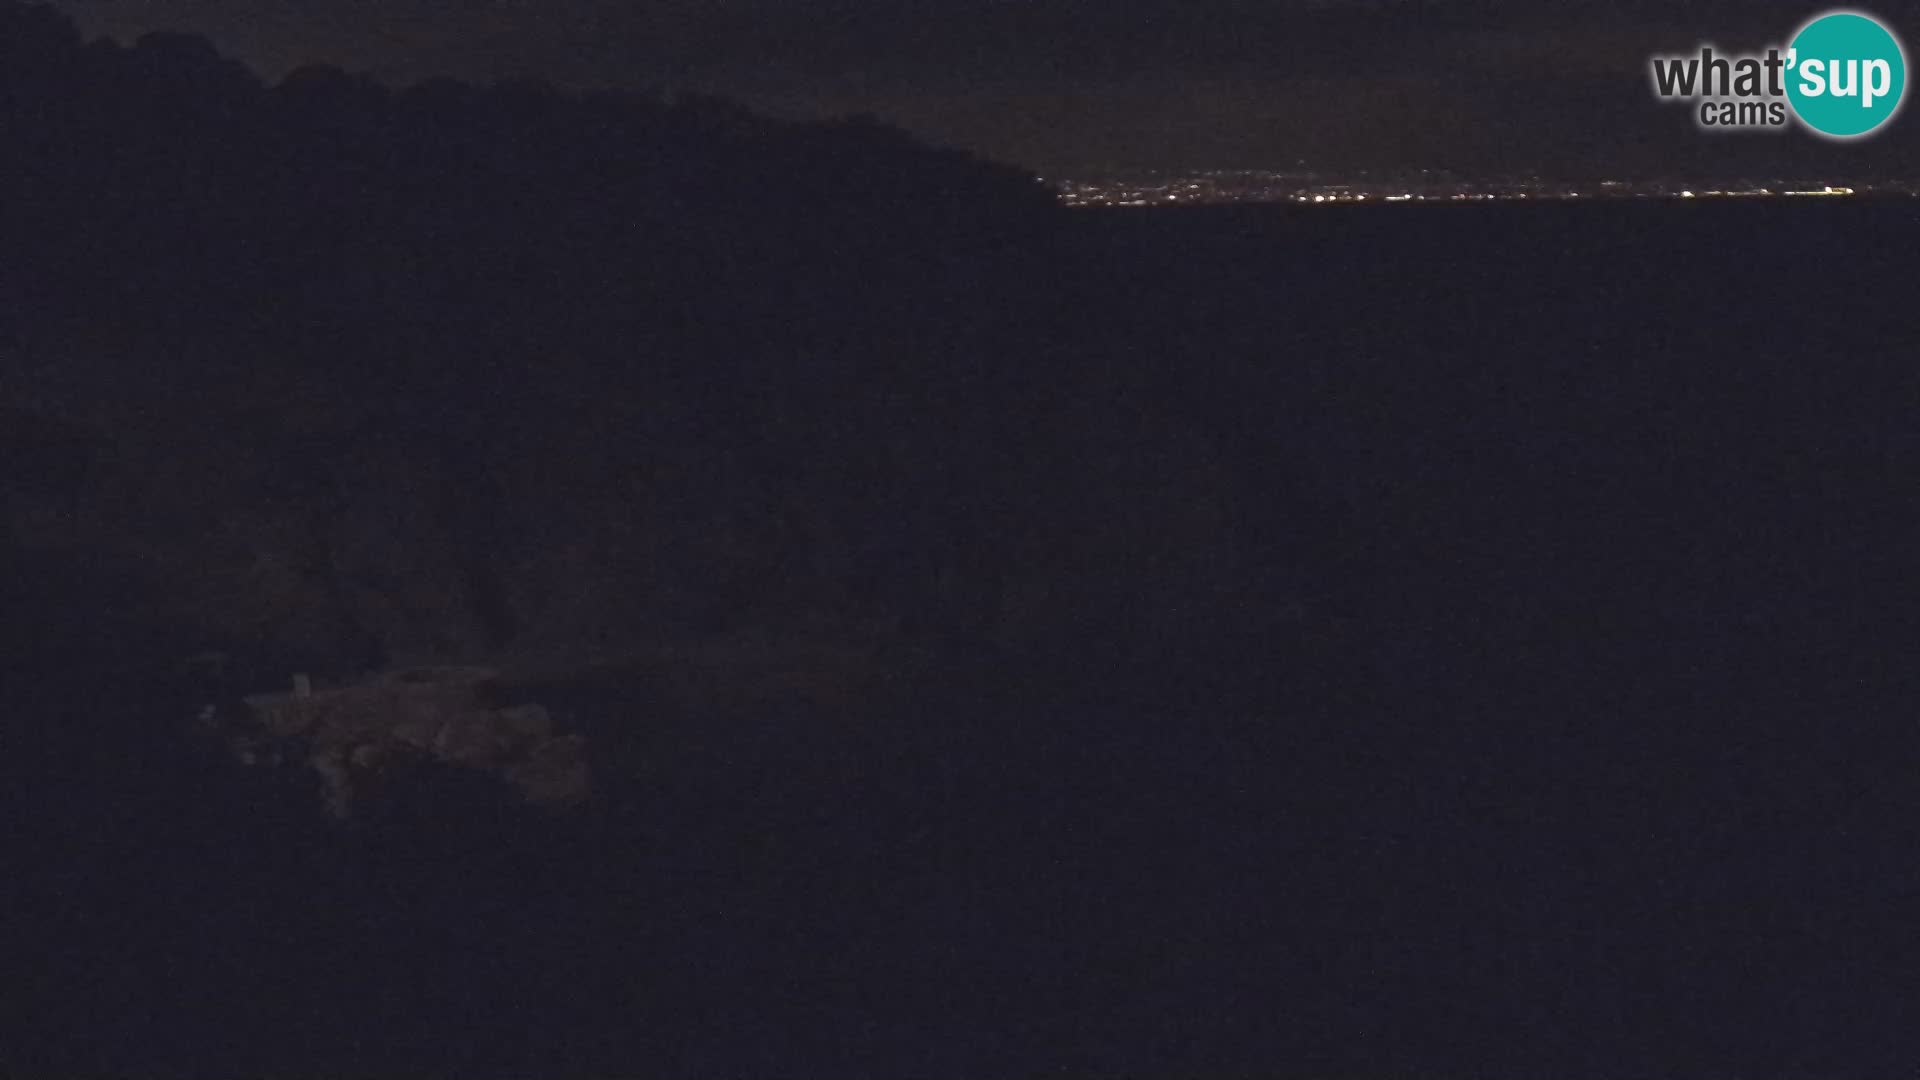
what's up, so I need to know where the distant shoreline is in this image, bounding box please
[1052,177,1918,208]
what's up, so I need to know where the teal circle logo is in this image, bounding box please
[1785,10,1907,138]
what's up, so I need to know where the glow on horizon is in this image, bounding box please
[1052,176,1896,208]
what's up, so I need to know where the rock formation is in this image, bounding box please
[199,665,589,819]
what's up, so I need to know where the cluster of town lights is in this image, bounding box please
[1049,177,1878,208]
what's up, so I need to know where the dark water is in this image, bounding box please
[12,200,1920,1076]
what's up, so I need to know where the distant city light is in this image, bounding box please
[1048,174,1904,208]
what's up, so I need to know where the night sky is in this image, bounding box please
[49,0,1920,178]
